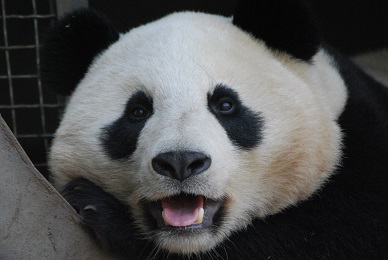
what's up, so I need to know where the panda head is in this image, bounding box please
[43,0,347,255]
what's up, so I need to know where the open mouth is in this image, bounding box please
[145,193,223,230]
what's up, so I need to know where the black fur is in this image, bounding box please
[233,0,320,61]
[61,178,152,258]
[101,91,153,160]
[208,84,263,150]
[40,9,119,95]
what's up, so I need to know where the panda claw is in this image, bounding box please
[83,205,97,211]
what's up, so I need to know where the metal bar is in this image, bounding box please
[0,104,63,108]
[1,0,17,134]
[0,45,36,50]
[0,14,56,19]
[32,0,50,154]
[0,75,39,79]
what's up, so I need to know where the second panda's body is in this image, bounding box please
[42,0,388,258]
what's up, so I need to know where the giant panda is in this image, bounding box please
[41,0,388,259]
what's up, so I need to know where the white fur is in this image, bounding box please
[49,12,347,254]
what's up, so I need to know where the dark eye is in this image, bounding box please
[216,99,235,114]
[218,101,233,112]
[131,106,148,120]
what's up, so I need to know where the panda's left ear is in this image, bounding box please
[233,0,321,61]
[41,9,119,96]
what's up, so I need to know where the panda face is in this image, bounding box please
[49,12,346,254]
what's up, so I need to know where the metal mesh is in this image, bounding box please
[0,0,60,178]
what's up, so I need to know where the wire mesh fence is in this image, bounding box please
[0,0,61,178]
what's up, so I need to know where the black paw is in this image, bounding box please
[61,178,151,258]
[62,178,121,219]
[61,178,128,242]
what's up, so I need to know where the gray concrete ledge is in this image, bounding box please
[0,116,112,259]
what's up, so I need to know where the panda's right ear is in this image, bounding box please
[41,9,119,96]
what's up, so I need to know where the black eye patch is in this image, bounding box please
[208,84,264,150]
[100,91,153,160]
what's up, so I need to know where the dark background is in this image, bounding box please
[90,0,388,55]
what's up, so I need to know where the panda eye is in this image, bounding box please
[218,101,233,112]
[131,106,148,120]
[216,98,235,114]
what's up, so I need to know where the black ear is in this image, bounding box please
[233,0,321,61]
[41,9,119,96]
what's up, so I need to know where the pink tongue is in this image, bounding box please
[162,196,203,227]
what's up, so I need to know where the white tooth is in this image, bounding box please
[195,208,204,224]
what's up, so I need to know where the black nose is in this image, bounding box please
[152,151,211,181]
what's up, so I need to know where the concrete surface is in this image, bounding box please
[0,116,113,259]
